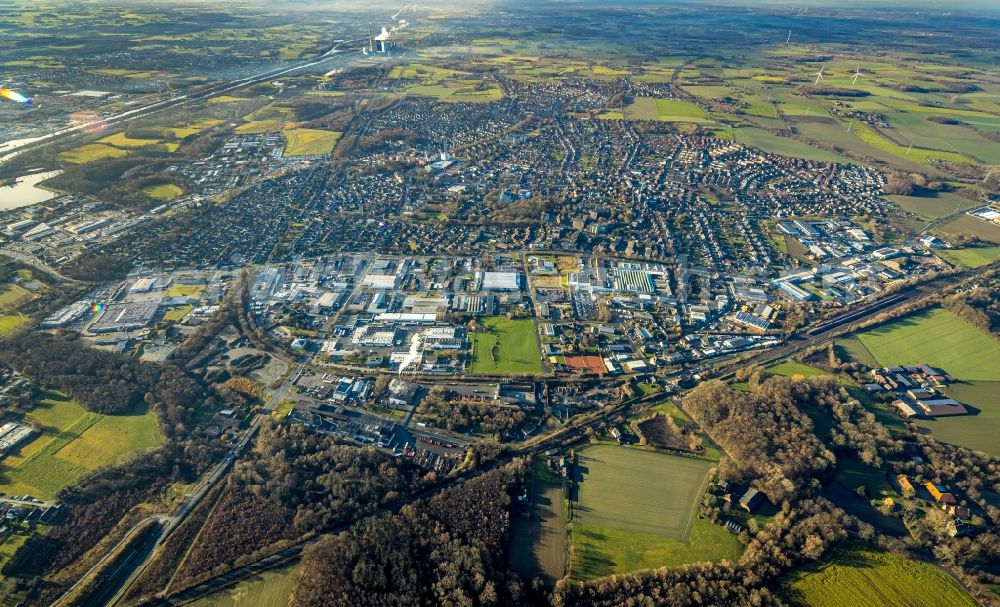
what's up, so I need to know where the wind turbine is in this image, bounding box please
[785,30,791,45]
[851,66,862,85]
[846,119,854,133]
[814,66,825,85]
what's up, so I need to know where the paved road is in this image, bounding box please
[0,247,79,283]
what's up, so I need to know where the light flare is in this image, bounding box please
[0,88,32,104]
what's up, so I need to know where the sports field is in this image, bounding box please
[190,565,298,607]
[0,393,163,499]
[282,128,341,156]
[782,546,976,607]
[469,317,543,375]
[143,183,183,200]
[854,308,1000,381]
[570,445,741,579]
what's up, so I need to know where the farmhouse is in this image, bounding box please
[924,482,957,505]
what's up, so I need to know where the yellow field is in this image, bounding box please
[165,284,205,298]
[207,95,247,104]
[236,120,282,134]
[99,132,162,148]
[0,313,28,337]
[283,128,342,156]
[405,81,503,103]
[0,393,163,499]
[162,305,192,322]
[169,119,223,138]
[58,143,130,164]
[55,410,163,469]
[143,183,183,200]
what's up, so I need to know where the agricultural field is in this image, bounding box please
[936,246,1000,268]
[782,546,977,607]
[189,565,298,607]
[732,128,847,163]
[570,445,741,580]
[621,97,712,123]
[282,128,341,156]
[937,215,1000,244]
[887,192,979,221]
[405,81,503,103]
[854,307,1000,381]
[0,393,163,499]
[98,132,162,149]
[469,317,543,375]
[57,143,130,164]
[509,458,567,583]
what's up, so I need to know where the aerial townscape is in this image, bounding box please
[0,0,998,606]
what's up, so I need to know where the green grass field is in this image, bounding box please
[57,143,130,164]
[0,283,33,311]
[782,546,976,607]
[99,132,161,148]
[766,361,836,379]
[282,128,341,156]
[732,128,847,163]
[509,458,567,583]
[854,307,1000,381]
[0,393,163,499]
[913,381,1000,456]
[189,565,298,607]
[570,445,741,580]
[469,317,542,375]
[405,81,503,103]
[937,246,1000,268]
[142,183,183,200]
[887,192,979,221]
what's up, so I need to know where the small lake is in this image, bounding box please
[0,170,62,210]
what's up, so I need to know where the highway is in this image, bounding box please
[0,37,364,169]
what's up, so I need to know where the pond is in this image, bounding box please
[0,170,62,210]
